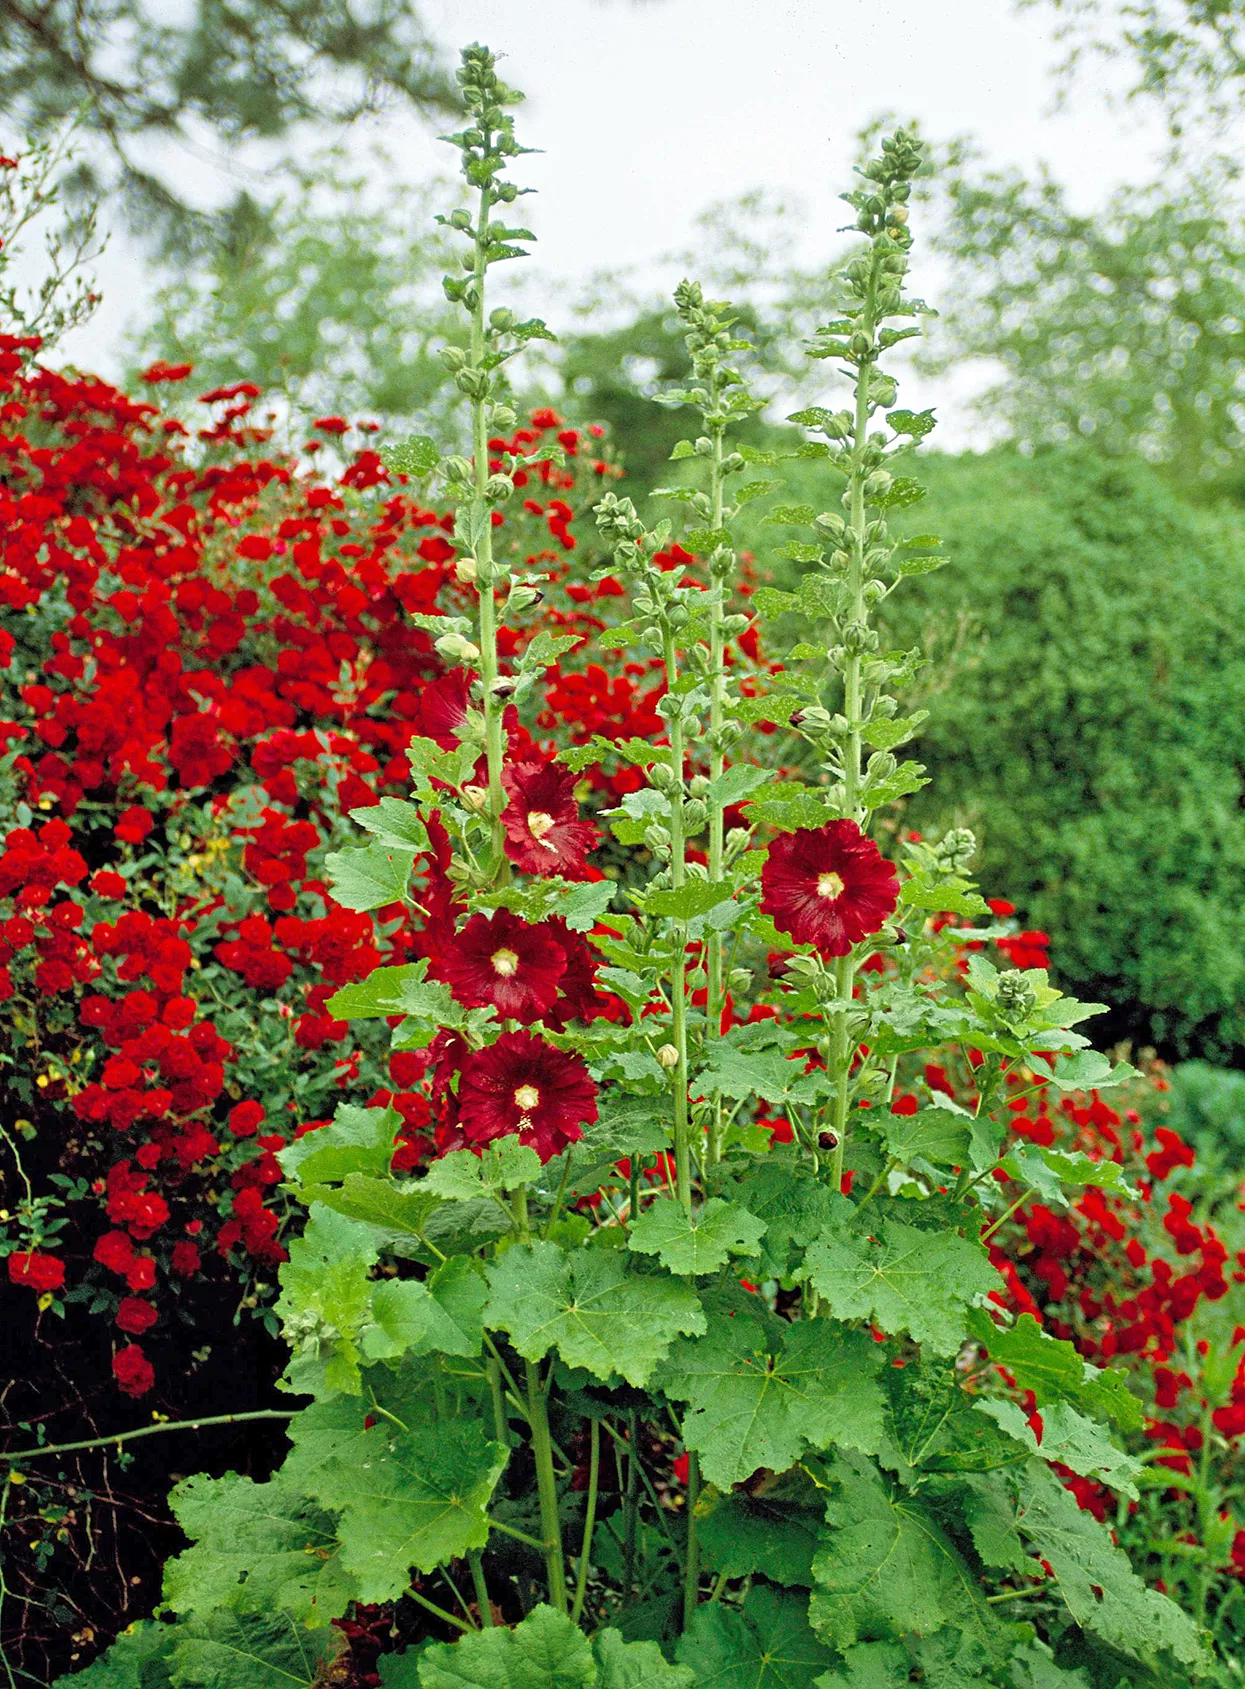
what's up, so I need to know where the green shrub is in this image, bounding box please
[1166,1060,1245,1154]
[804,446,1245,1058]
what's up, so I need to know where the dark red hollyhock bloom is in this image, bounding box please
[544,917,604,1028]
[760,819,898,958]
[457,1030,598,1161]
[502,761,600,879]
[442,909,567,1019]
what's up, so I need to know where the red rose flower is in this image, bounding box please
[115,1296,158,1335]
[760,820,899,958]
[8,1251,65,1293]
[457,1030,598,1162]
[228,1100,265,1138]
[112,1343,155,1397]
[501,761,600,879]
[441,909,567,1020]
[115,807,154,845]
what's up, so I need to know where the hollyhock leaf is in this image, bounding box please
[657,1312,885,1488]
[697,1044,833,1107]
[1047,1050,1138,1091]
[164,1472,353,1626]
[809,1452,994,1651]
[887,408,938,438]
[523,630,581,669]
[476,878,616,932]
[707,763,773,807]
[669,439,696,459]
[423,1138,542,1199]
[1015,1461,1205,1666]
[407,738,481,789]
[279,1104,401,1184]
[365,1272,483,1363]
[418,1604,595,1689]
[814,1642,912,1688]
[593,1630,694,1689]
[804,1218,1000,1356]
[698,1470,823,1587]
[484,1241,704,1386]
[744,791,834,831]
[50,1621,174,1685]
[878,1107,972,1169]
[861,711,928,753]
[324,842,415,912]
[956,1472,1036,1576]
[170,1610,344,1689]
[326,963,457,1026]
[643,882,736,922]
[275,1208,378,1396]
[719,1160,846,1280]
[965,1310,1141,1432]
[764,503,818,526]
[628,1197,765,1276]
[312,1421,507,1603]
[350,798,430,852]
[974,1399,1140,1498]
[677,1585,834,1688]
[381,434,440,476]
[300,1176,444,1243]
[871,477,926,511]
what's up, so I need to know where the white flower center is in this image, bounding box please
[514,1084,541,1112]
[527,810,557,845]
[491,947,519,977]
[817,870,846,901]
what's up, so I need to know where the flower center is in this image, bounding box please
[817,870,846,901]
[527,810,557,845]
[491,947,520,977]
[514,1083,541,1112]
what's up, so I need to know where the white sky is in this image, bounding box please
[43,0,1167,445]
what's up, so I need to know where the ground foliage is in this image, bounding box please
[2,41,1244,1689]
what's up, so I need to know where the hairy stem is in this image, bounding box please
[525,1359,568,1612]
[704,387,728,1171]
[570,1416,600,1626]
[683,1449,702,1629]
[665,630,693,1212]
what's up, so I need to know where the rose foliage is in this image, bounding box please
[3,41,1243,1689]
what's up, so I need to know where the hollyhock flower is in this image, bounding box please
[760,820,898,958]
[8,1251,65,1293]
[441,909,567,1020]
[112,1344,155,1397]
[501,760,600,879]
[457,1030,598,1161]
[544,918,604,1028]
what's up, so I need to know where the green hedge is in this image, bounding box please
[831,447,1245,1059]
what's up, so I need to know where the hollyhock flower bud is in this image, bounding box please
[657,1044,680,1070]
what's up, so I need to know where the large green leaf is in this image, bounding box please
[484,1242,705,1386]
[720,1160,843,1280]
[51,1623,174,1688]
[804,1216,999,1355]
[656,1312,884,1488]
[966,1310,1142,1432]
[324,841,415,911]
[308,1421,507,1604]
[808,1453,995,1650]
[698,1471,822,1586]
[677,1586,834,1688]
[423,1138,542,1199]
[326,961,458,1030]
[169,1610,343,1689]
[278,1102,399,1185]
[299,1174,444,1243]
[628,1197,765,1276]
[877,1107,972,1169]
[1016,1461,1205,1666]
[275,1207,378,1396]
[593,1631,695,1689]
[163,1472,352,1627]
[417,1604,594,1688]
[364,1257,488,1362]
[975,1398,1140,1497]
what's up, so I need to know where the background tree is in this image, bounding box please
[0,0,455,239]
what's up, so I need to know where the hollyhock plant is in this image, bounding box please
[759,818,899,957]
[501,759,601,878]
[456,1029,598,1160]
[10,48,1230,1689]
[440,908,567,1019]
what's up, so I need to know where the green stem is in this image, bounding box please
[683,1449,702,1630]
[664,632,692,1211]
[487,1355,510,1446]
[468,179,506,869]
[705,394,728,1172]
[0,1408,296,1463]
[468,1551,494,1626]
[622,1409,641,1600]
[487,1516,547,1550]
[525,1359,568,1612]
[570,1417,600,1626]
[405,1586,475,1633]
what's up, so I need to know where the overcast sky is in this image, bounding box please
[47,0,1166,443]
